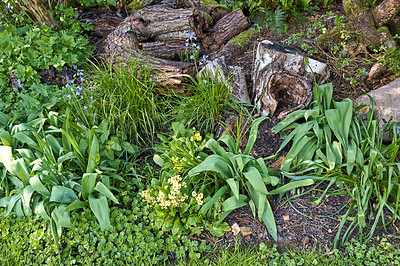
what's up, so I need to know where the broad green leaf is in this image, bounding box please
[11,158,30,185]
[0,111,10,126]
[262,175,280,186]
[35,200,51,221]
[153,154,164,167]
[268,179,314,195]
[172,217,182,235]
[87,131,100,173]
[45,135,61,156]
[325,99,353,149]
[89,194,110,230]
[261,198,277,241]
[4,194,21,217]
[0,129,12,146]
[21,185,35,216]
[226,178,240,200]
[13,131,36,146]
[52,205,71,230]
[189,155,233,180]
[30,175,50,197]
[0,146,15,175]
[64,200,88,212]
[16,148,35,159]
[222,195,248,212]
[206,139,229,161]
[205,222,231,237]
[219,134,236,153]
[199,186,228,216]
[246,180,266,221]
[272,109,308,134]
[81,173,97,200]
[95,182,119,204]
[245,116,267,155]
[256,158,269,176]
[61,128,84,166]
[162,217,175,231]
[243,167,268,194]
[50,186,79,204]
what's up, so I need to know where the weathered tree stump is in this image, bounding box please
[253,40,329,120]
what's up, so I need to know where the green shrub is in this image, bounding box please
[0,5,92,101]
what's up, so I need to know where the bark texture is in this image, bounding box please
[373,0,400,28]
[17,0,58,29]
[253,40,328,119]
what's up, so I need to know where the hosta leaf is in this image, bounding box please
[35,200,51,221]
[0,129,12,146]
[50,186,79,204]
[172,217,182,235]
[89,194,110,230]
[4,194,21,217]
[268,179,314,195]
[0,146,15,175]
[52,205,71,230]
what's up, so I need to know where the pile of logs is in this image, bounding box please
[104,1,250,88]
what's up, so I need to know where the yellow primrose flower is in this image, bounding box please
[165,200,171,206]
[182,182,187,187]
[197,200,203,205]
[169,193,176,199]
[196,196,202,202]
[192,191,197,197]
[198,193,203,199]
[172,183,180,191]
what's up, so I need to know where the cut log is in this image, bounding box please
[141,40,187,60]
[202,8,250,52]
[253,40,329,119]
[132,4,210,40]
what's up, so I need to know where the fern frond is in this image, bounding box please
[266,7,286,36]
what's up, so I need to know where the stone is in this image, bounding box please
[368,62,387,80]
[355,78,400,139]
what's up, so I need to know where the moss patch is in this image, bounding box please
[228,28,256,48]
[201,0,229,10]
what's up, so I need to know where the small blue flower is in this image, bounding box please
[89,96,93,100]
[66,76,70,81]
[67,94,72,99]
[83,106,88,110]
[73,65,78,70]
[189,55,195,60]
[76,90,82,96]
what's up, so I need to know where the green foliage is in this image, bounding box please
[0,196,208,265]
[173,70,234,135]
[87,57,169,147]
[142,123,230,237]
[273,83,400,247]
[188,117,314,241]
[377,46,400,77]
[76,0,116,8]
[0,5,92,101]
[0,110,139,245]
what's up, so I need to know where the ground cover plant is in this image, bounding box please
[1,0,400,264]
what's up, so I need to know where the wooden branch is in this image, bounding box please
[202,8,250,52]
[373,0,400,27]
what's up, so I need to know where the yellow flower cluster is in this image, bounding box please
[139,175,189,209]
[191,191,204,205]
[190,131,202,142]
